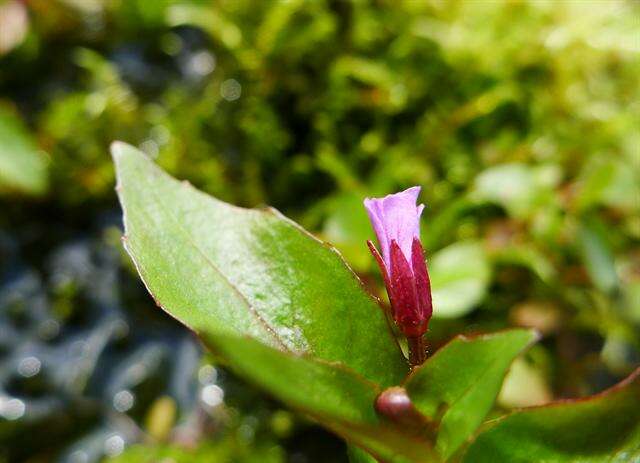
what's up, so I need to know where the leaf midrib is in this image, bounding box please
[123,157,290,351]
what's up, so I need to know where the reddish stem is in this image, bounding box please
[407,336,427,368]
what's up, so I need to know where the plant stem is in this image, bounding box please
[407,335,427,368]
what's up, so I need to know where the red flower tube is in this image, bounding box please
[364,187,433,366]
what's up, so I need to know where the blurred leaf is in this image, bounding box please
[0,107,48,195]
[497,357,552,409]
[122,0,171,26]
[509,301,563,335]
[429,241,491,319]
[333,56,396,90]
[144,396,176,441]
[463,368,640,462]
[166,4,243,49]
[491,244,556,283]
[422,196,484,250]
[109,439,283,463]
[112,142,405,388]
[577,219,618,293]
[405,329,538,460]
[348,445,378,463]
[472,164,560,219]
[255,0,305,55]
[316,146,361,191]
[622,279,640,324]
[575,156,640,213]
[321,192,371,271]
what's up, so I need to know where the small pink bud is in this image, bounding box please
[375,387,431,430]
[374,386,414,421]
[364,187,433,339]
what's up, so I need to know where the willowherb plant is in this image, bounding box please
[365,187,433,367]
[112,142,640,463]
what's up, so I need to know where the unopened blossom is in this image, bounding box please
[364,187,433,339]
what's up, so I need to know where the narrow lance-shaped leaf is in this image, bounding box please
[112,142,406,387]
[112,143,440,461]
[204,331,436,463]
[463,367,640,462]
[405,329,538,460]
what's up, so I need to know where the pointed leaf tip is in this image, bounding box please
[405,328,538,459]
[110,140,129,158]
[112,143,406,387]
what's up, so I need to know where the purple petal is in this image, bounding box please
[364,198,390,267]
[364,186,424,271]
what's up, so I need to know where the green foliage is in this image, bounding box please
[405,330,538,459]
[464,370,640,462]
[428,241,490,319]
[348,445,379,463]
[0,106,48,195]
[114,147,640,462]
[110,439,283,463]
[113,143,433,461]
[204,332,434,463]
[472,163,560,220]
[113,142,404,387]
[1,0,639,461]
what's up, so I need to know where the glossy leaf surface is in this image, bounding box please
[463,368,640,462]
[405,329,538,460]
[204,331,435,463]
[112,142,405,387]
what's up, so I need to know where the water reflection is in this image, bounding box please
[0,228,204,462]
[0,396,26,420]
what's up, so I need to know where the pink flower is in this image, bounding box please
[364,187,433,338]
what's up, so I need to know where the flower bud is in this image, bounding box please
[364,187,433,339]
[375,387,432,431]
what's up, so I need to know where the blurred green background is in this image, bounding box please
[0,0,638,461]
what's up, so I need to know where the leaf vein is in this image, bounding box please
[143,166,290,352]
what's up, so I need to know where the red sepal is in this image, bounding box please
[389,240,427,337]
[411,237,433,323]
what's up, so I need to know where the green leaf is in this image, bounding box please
[112,143,437,461]
[204,331,435,463]
[575,156,640,213]
[472,163,560,219]
[491,244,556,283]
[405,329,538,460]
[348,445,379,463]
[421,196,485,251]
[112,141,405,388]
[497,357,551,409]
[576,219,618,293]
[166,4,243,49]
[429,241,491,319]
[0,107,49,195]
[463,368,640,462]
[109,440,283,463]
